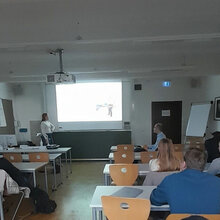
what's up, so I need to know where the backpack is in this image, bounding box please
[30,187,57,214]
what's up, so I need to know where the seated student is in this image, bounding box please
[148,123,166,151]
[205,131,220,162]
[208,141,220,176]
[149,138,180,171]
[150,148,220,214]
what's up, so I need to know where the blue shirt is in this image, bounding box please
[150,169,220,214]
[148,132,166,151]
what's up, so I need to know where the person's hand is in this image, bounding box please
[142,145,148,151]
[180,161,186,171]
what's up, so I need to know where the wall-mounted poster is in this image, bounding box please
[214,97,220,120]
[0,99,6,127]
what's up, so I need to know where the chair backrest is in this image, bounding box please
[114,151,134,164]
[143,171,178,186]
[101,196,150,220]
[141,151,157,163]
[109,164,138,186]
[3,153,22,163]
[174,151,184,162]
[173,144,184,152]
[166,214,220,220]
[28,153,49,162]
[117,145,134,152]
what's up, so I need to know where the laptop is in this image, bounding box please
[46,144,60,149]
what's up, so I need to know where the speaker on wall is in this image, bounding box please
[190,78,201,88]
[134,84,142,90]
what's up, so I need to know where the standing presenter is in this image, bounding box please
[41,113,55,145]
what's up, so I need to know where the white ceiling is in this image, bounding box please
[0,0,220,82]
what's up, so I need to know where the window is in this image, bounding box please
[56,82,122,123]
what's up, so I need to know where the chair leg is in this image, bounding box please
[0,193,4,220]
[12,190,25,220]
[44,166,48,193]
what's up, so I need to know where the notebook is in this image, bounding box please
[111,187,143,198]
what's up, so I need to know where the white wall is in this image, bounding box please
[130,77,213,145]
[12,83,44,142]
[8,75,220,144]
[0,83,13,100]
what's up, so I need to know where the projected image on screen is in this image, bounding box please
[56,82,122,122]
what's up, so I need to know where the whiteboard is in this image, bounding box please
[0,99,6,127]
[186,103,211,137]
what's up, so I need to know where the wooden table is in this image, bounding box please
[103,163,150,185]
[13,162,48,192]
[90,186,169,220]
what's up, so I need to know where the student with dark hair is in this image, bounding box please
[148,123,166,151]
[150,148,220,214]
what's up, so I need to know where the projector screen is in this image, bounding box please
[56,82,122,123]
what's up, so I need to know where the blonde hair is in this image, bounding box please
[157,138,180,172]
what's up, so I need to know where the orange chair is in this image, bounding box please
[166,214,220,220]
[101,196,150,220]
[140,151,157,163]
[109,164,138,186]
[28,153,49,162]
[114,151,134,164]
[3,153,22,163]
[117,145,134,152]
[174,151,184,162]
[173,144,184,152]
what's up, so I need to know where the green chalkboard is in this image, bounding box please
[53,130,131,159]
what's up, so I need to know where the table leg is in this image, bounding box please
[33,171,37,188]
[69,149,72,174]
[0,193,4,220]
[92,208,97,220]
[44,166,48,193]
[108,175,111,186]
[53,159,57,191]
[59,156,63,184]
[65,152,68,178]
[98,210,103,220]
[104,174,107,186]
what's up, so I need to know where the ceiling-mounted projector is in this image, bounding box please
[46,48,76,84]
[46,74,76,84]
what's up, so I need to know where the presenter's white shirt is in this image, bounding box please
[41,121,55,137]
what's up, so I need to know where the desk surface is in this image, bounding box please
[103,163,150,175]
[13,162,48,172]
[21,153,62,161]
[104,163,210,173]
[0,147,71,154]
[109,152,141,160]
[90,186,169,211]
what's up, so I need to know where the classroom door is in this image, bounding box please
[152,101,182,144]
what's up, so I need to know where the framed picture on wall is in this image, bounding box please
[214,97,220,120]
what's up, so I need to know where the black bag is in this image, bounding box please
[30,187,57,214]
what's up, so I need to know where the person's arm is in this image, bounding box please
[50,122,55,132]
[148,133,165,151]
[207,159,220,175]
[150,177,169,206]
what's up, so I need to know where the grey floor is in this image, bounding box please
[27,161,106,220]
